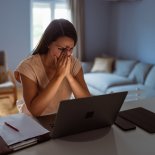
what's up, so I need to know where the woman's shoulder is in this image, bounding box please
[15,54,40,83]
[18,54,40,67]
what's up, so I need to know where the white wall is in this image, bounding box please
[84,0,112,61]
[107,0,155,64]
[0,0,31,70]
[85,0,155,64]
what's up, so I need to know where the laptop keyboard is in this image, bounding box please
[36,114,56,132]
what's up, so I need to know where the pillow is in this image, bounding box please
[0,65,8,83]
[144,66,155,89]
[113,59,137,77]
[91,57,114,73]
[129,62,152,84]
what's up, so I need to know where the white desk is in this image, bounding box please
[13,97,155,155]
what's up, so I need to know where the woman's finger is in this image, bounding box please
[57,52,65,65]
[60,52,68,66]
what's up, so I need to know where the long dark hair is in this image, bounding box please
[32,19,77,55]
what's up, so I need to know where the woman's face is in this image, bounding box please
[48,36,75,58]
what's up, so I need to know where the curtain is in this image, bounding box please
[68,0,85,61]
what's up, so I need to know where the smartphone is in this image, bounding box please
[115,116,136,131]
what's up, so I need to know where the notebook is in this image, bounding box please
[0,113,50,154]
[37,91,128,138]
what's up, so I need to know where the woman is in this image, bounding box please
[14,19,91,116]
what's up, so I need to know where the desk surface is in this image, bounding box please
[13,97,155,155]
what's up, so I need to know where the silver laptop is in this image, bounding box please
[37,91,128,138]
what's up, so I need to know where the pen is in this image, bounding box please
[4,122,19,132]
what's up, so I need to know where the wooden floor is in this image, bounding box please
[0,87,23,116]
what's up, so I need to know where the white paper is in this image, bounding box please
[0,113,49,146]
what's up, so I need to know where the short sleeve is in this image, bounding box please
[71,56,82,76]
[15,61,37,83]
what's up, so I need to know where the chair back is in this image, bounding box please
[0,51,8,83]
[0,51,5,66]
[0,50,17,105]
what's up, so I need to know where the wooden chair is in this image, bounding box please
[0,51,17,105]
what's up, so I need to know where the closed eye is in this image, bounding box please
[58,47,66,52]
[58,47,73,52]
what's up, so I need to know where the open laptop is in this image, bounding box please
[37,91,128,138]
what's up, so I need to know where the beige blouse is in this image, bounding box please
[15,54,81,115]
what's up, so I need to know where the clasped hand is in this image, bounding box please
[54,52,71,79]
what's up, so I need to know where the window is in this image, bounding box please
[31,0,71,50]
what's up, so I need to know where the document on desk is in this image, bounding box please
[0,113,50,146]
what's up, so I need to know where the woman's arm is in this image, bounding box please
[66,67,91,98]
[20,74,64,116]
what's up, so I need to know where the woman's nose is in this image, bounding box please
[67,50,72,56]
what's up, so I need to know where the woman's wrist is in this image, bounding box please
[66,74,73,82]
[53,73,65,82]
